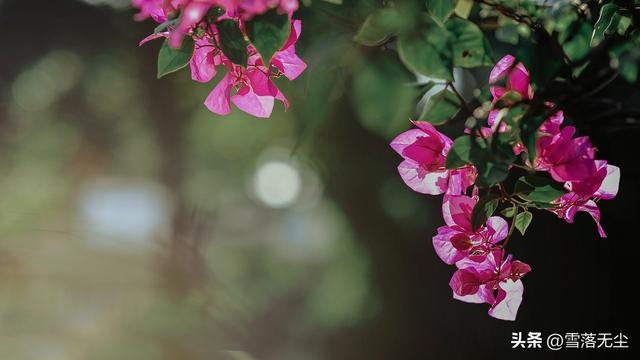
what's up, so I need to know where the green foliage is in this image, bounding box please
[501,206,516,218]
[398,25,454,80]
[592,3,622,46]
[447,17,491,68]
[245,9,291,65]
[514,210,533,235]
[157,37,194,79]
[445,136,472,169]
[352,53,419,138]
[419,89,461,125]
[515,173,567,204]
[426,0,458,25]
[471,139,516,188]
[471,194,499,230]
[560,21,593,61]
[217,19,248,67]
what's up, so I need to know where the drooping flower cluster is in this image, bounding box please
[390,54,620,321]
[133,0,306,118]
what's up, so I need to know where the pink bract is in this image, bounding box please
[133,0,305,118]
[552,161,620,237]
[450,250,531,321]
[433,195,508,265]
[390,121,476,195]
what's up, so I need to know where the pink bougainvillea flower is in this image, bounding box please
[535,126,596,182]
[449,249,531,321]
[205,59,289,117]
[390,121,476,195]
[433,195,508,265]
[132,0,171,22]
[190,36,223,82]
[270,20,306,79]
[202,19,305,117]
[489,54,534,101]
[551,161,620,237]
[168,1,212,47]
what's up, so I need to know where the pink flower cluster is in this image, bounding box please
[492,55,620,237]
[390,55,620,321]
[133,0,306,118]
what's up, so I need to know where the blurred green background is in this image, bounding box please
[0,1,636,359]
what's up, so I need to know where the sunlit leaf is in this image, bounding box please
[419,89,460,125]
[515,174,567,203]
[446,17,488,68]
[398,26,453,80]
[427,0,458,24]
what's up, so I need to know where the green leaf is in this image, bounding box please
[427,0,458,24]
[520,114,545,162]
[560,21,592,61]
[217,19,248,67]
[471,194,499,230]
[446,136,472,169]
[398,26,453,80]
[591,3,620,47]
[501,206,516,218]
[352,52,419,138]
[245,9,291,65]
[157,37,195,79]
[620,58,639,82]
[446,17,487,68]
[515,174,567,203]
[514,211,533,235]
[419,89,461,125]
[353,8,403,46]
[471,140,516,188]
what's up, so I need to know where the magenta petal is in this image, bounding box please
[390,129,427,156]
[282,19,302,50]
[204,72,233,115]
[231,85,275,118]
[580,200,607,238]
[442,195,476,231]
[550,158,596,183]
[272,47,307,80]
[397,160,449,195]
[190,43,217,83]
[596,165,620,200]
[454,284,494,304]
[449,269,481,297]
[488,279,524,321]
[485,216,508,243]
[139,31,169,46]
[490,86,506,101]
[446,168,476,195]
[489,54,516,84]
[169,2,210,48]
[432,227,466,265]
[508,63,531,99]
